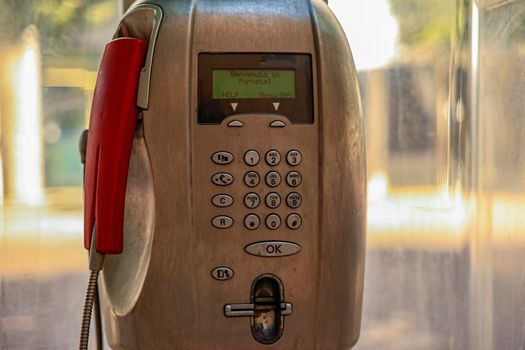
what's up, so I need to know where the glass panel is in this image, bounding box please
[477,1,525,349]
[331,0,525,349]
[0,1,120,348]
[331,1,469,349]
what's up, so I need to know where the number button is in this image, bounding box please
[265,171,281,187]
[265,214,282,230]
[286,213,302,230]
[244,214,260,230]
[212,216,234,229]
[211,151,234,165]
[244,150,260,166]
[265,192,281,209]
[244,192,261,209]
[286,171,302,187]
[286,192,302,209]
[244,171,260,187]
[212,172,234,186]
[212,194,234,207]
[286,150,302,166]
[265,150,281,166]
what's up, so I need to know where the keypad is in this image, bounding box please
[210,148,304,231]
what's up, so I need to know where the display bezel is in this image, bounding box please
[198,53,313,124]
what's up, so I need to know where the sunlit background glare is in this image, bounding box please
[331,0,399,70]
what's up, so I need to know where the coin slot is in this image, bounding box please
[251,275,286,345]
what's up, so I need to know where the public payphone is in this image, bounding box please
[80,1,366,349]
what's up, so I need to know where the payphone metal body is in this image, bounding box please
[99,1,366,349]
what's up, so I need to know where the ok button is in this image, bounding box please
[244,241,302,257]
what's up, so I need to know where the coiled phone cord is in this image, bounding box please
[80,270,100,349]
[79,234,105,350]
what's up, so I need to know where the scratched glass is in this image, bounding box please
[0,1,120,349]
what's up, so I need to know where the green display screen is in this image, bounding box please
[212,70,296,99]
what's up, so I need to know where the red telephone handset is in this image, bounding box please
[84,37,148,254]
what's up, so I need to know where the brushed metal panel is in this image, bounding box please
[310,2,366,349]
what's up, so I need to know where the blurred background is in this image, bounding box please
[1,0,524,349]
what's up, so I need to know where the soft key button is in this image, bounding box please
[212,151,234,165]
[212,215,234,229]
[212,194,234,207]
[212,172,234,186]
[227,120,244,127]
[270,120,286,128]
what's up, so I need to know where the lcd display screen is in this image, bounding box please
[198,54,313,124]
[212,70,296,99]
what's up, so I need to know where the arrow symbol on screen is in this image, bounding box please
[273,102,280,111]
[231,103,238,112]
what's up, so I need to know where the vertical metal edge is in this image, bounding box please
[307,1,325,349]
[119,3,164,110]
[308,0,366,348]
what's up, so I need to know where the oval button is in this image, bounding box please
[211,267,234,281]
[212,194,234,207]
[212,151,234,165]
[245,241,302,257]
[212,172,234,186]
[212,216,234,229]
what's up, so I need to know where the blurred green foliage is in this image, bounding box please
[388,0,455,56]
[0,0,119,187]
[0,0,117,65]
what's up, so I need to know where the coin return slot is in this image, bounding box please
[224,275,292,345]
